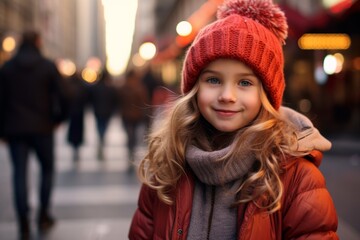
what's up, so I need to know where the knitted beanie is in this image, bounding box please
[181,0,288,109]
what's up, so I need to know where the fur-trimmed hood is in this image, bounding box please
[280,106,332,152]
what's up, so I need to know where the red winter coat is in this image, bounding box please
[129,150,338,240]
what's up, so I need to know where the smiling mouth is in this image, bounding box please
[216,109,237,113]
[215,109,239,116]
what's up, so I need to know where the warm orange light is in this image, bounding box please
[298,33,351,50]
[81,67,98,83]
[176,31,196,47]
[2,36,16,52]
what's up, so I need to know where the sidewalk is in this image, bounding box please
[0,112,143,240]
[322,135,360,240]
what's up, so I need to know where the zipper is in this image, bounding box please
[206,186,216,240]
[170,203,176,239]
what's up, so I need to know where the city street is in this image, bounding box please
[0,111,143,240]
[0,110,359,239]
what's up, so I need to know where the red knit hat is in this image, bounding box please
[181,0,288,109]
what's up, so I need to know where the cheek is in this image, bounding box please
[249,95,262,114]
[196,89,212,110]
[250,95,261,108]
[242,90,262,112]
[197,91,208,113]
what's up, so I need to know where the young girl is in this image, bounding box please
[129,0,339,239]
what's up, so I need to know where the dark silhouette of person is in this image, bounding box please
[141,66,160,131]
[0,30,69,239]
[117,69,149,170]
[65,71,90,162]
[88,69,117,160]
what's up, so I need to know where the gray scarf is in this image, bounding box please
[186,144,256,185]
[186,144,257,240]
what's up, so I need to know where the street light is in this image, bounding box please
[176,21,192,37]
[56,58,76,77]
[139,42,157,60]
[2,36,16,52]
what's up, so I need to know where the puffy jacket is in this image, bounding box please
[129,150,338,239]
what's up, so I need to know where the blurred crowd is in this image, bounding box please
[64,56,176,166]
[0,30,176,240]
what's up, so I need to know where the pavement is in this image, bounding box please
[321,136,360,240]
[0,110,359,240]
[0,111,143,240]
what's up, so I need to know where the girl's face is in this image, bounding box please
[197,58,262,133]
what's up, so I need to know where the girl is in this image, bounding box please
[129,0,338,239]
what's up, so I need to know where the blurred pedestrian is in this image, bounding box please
[66,71,90,162]
[129,0,338,239]
[89,68,117,160]
[150,80,178,131]
[117,69,149,170]
[141,66,160,131]
[0,30,69,239]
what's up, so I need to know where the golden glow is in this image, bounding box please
[82,67,98,83]
[56,58,77,77]
[298,34,351,50]
[2,36,16,52]
[102,0,138,76]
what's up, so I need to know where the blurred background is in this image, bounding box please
[0,0,359,239]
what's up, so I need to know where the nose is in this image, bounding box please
[218,85,236,102]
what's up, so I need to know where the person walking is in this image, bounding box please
[89,69,117,160]
[0,30,69,239]
[66,71,90,162]
[117,69,149,170]
[129,0,338,239]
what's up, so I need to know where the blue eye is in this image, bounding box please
[239,80,252,87]
[206,77,220,84]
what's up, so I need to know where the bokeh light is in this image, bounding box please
[2,36,16,52]
[102,0,138,76]
[176,21,192,37]
[139,42,157,60]
[323,54,338,75]
[82,67,98,83]
[56,58,77,77]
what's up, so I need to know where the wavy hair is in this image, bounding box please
[138,82,307,213]
[230,87,305,213]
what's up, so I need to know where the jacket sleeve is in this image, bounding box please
[128,184,156,239]
[282,158,339,240]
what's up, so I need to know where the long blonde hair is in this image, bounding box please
[138,82,306,213]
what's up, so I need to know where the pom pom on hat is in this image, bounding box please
[181,0,288,110]
[217,0,288,45]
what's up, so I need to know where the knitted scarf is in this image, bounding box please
[186,144,257,240]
